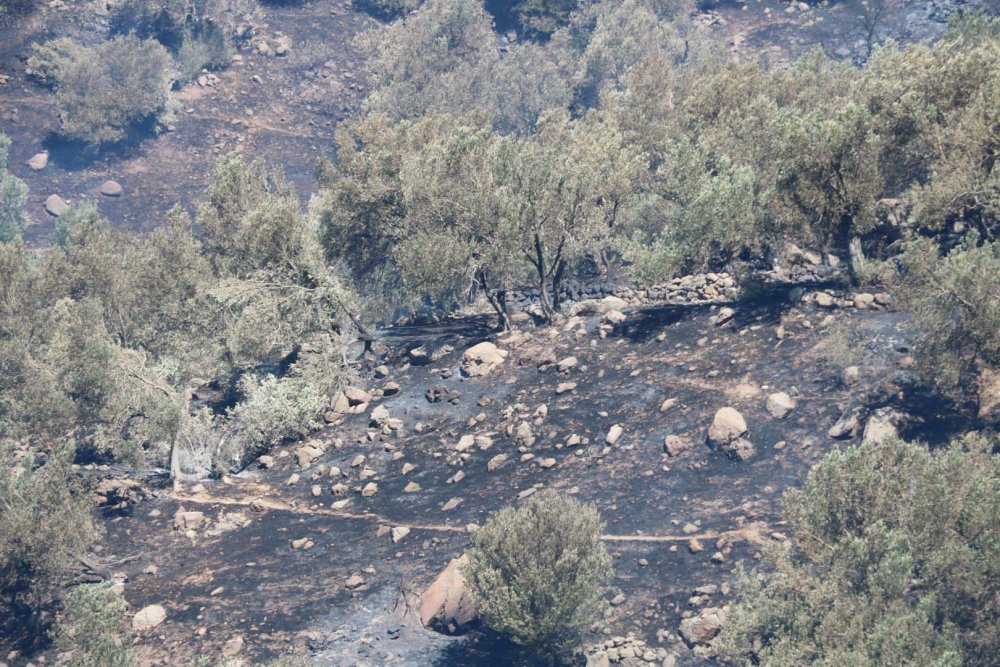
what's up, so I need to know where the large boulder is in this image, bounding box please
[461,342,508,378]
[707,407,755,460]
[44,194,68,217]
[863,408,907,444]
[707,408,747,446]
[679,607,726,647]
[132,604,167,632]
[765,392,795,419]
[419,555,477,635]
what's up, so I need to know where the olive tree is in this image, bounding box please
[358,0,569,133]
[716,434,1000,666]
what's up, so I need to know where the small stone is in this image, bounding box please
[44,194,69,217]
[131,604,166,631]
[391,526,410,543]
[765,392,795,419]
[345,574,365,589]
[605,424,624,445]
[556,382,577,394]
[99,180,123,197]
[403,481,421,493]
[361,482,378,497]
[27,152,48,171]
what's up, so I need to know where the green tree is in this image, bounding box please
[0,134,28,244]
[52,584,136,667]
[716,435,1000,666]
[463,492,614,664]
[0,445,96,624]
[28,35,172,145]
[891,233,1000,412]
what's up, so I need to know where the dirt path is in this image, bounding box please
[167,490,727,542]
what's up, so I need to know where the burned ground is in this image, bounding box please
[68,290,939,666]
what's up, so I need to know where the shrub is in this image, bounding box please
[0,133,28,243]
[52,584,136,667]
[463,492,613,663]
[511,0,590,38]
[0,445,96,623]
[716,435,1000,666]
[28,35,172,145]
[177,28,233,81]
[353,0,422,20]
[891,234,1000,407]
[111,0,255,46]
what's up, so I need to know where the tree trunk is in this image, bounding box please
[477,270,511,331]
[848,235,866,282]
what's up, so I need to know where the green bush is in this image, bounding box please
[28,35,172,145]
[177,27,233,81]
[0,133,28,243]
[892,234,1000,408]
[0,446,96,623]
[353,0,422,20]
[716,435,1000,666]
[52,584,136,667]
[112,0,254,46]
[463,492,613,664]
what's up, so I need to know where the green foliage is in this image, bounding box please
[358,0,569,133]
[463,492,613,663]
[0,445,95,620]
[716,435,1000,666]
[0,133,29,243]
[53,584,136,667]
[319,109,642,324]
[112,0,255,45]
[891,234,1000,403]
[352,0,422,20]
[177,27,233,81]
[28,35,173,145]
[510,0,591,38]
[0,154,357,473]
[0,0,34,22]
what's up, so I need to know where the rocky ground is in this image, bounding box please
[6,282,960,667]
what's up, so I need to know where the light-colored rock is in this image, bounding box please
[27,151,48,171]
[679,607,726,647]
[361,482,378,497]
[707,407,747,446]
[221,636,244,656]
[556,382,577,394]
[829,406,866,439]
[391,526,410,543]
[853,293,875,309]
[370,404,390,426]
[296,445,323,468]
[99,180,123,197]
[344,386,373,406]
[455,435,475,452]
[461,342,508,377]
[814,291,836,308]
[132,604,166,632]
[863,408,906,444]
[419,555,477,634]
[557,356,578,372]
[603,310,627,325]
[664,435,693,457]
[172,510,205,531]
[597,295,628,313]
[44,194,68,217]
[765,392,795,419]
[605,424,624,445]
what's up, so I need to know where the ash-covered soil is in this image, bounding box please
[63,289,950,667]
[0,0,374,244]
